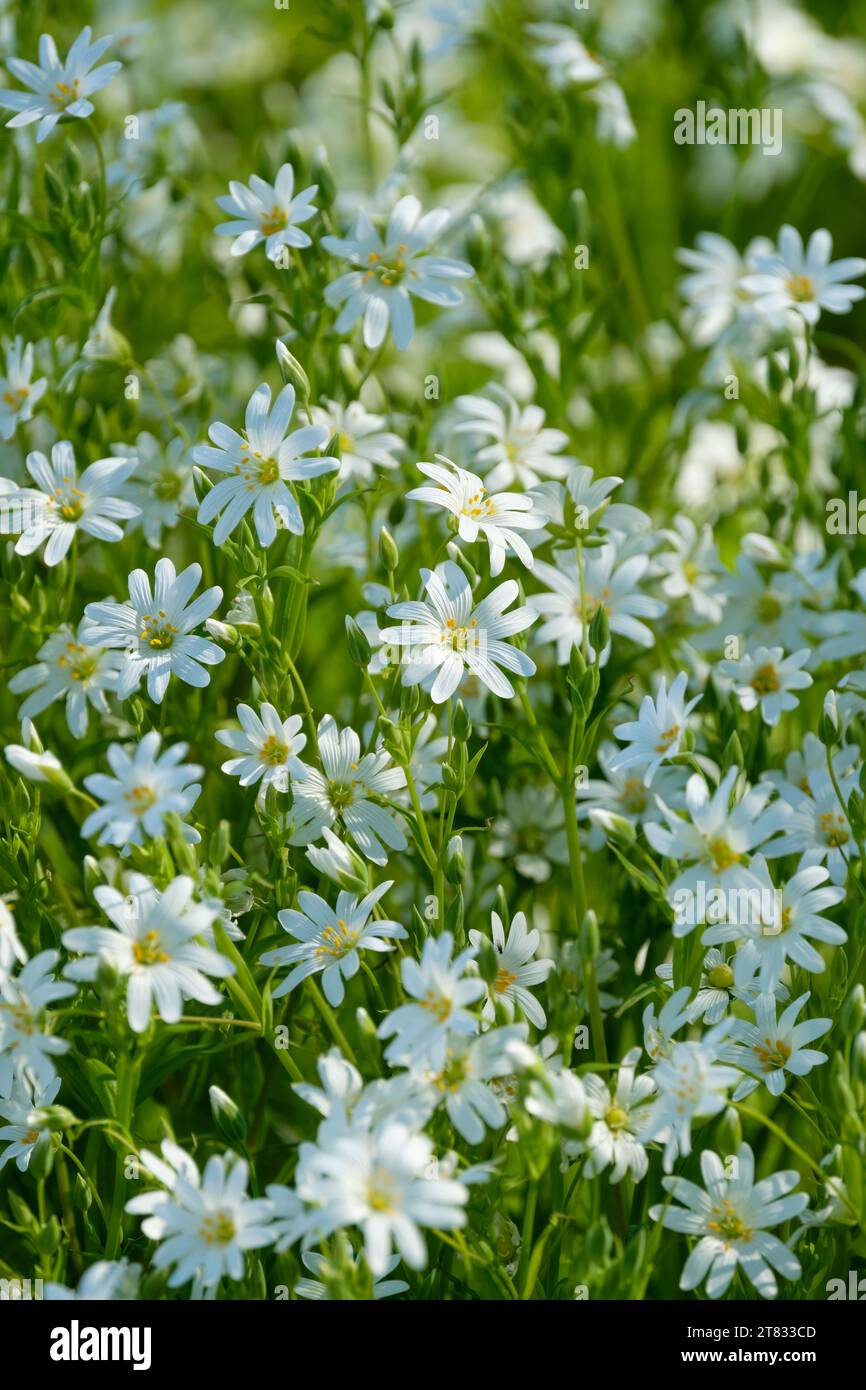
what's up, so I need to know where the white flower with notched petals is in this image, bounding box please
[260,880,407,1007]
[63,874,233,1034]
[0,28,122,142]
[126,1149,275,1289]
[0,951,74,1091]
[9,620,121,739]
[378,932,485,1070]
[718,646,812,726]
[469,911,553,1029]
[309,399,403,483]
[0,336,47,439]
[10,442,138,567]
[726,992,831,1101]
[381,559,537,704]
[609,672,702,787]
[530,543,666,664]
[412,1025,527,1145]
[215,164,318,263]
[650,1144,807,1299]
[742,225,866,326]
[645,768,781,935]
[291,1122,469,1276]
[322,194,474,351]
[407,456,542,576]
[454,386,575,490]
[84,558,224,704]
[640,1031,739,1170]
[193,383,333,547]
[289,715,407,865]
[703,855,846,992]
[572,1049,655,1182]
[81,733,202,850]
[216,703,307,794]
[0,1073,60,1172]
[655,948,788,1026]
[657,515,724,622]
[114,434,195,548]
[761,767,858,886]
[0,900,25,974]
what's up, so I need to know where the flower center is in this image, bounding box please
[153,472,183,501]
[707,837,742,873]
[3,386,28,410]
[620,777,648,813]
[22,1128,41,1146]
[327,779,356,811]
[259,734,289,766]
[605,1104,629,1131]
[654,722,680,754]
[132,929,169,966]
[461,487,495,520]
[494,965,517,995]
[751,663,780,696]
[434,1053,471,1092]
[125,783,158,813]
[261,206,288,236]
[421,989,453,1022]
[139,610,178,649]
[236,447,280,487]
[58,641,97,682]
[443,615,478,652]
[706,963,734,989]
[367,1167,398,1212]
[819,811,849,847]
[51,479,85,521]
[785,273,814,302]
[756,593,782,623]
[50,78,80,109]
[365,243,410,287]
[199,1211,237,1245]
[707,1201,752,1242]
[754,1036,792,1071]
[315,920,358,959]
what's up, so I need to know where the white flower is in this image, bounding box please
[609,672,702,787]
[640,1033,739,1170]
[761,766,858,886]
[0,951,74,1091]
[293,1122,469,1275]
[454,386,574,490]
[490,784,568,882]
[216,703,307,794]
[63,874,233,1034]
[114,434,195,548]
[260,880,406,1007]
[289,715,407,865]
[322,194,474,350]
[84,558,224,704]
[642,984,693,1061]
[574,1050,655,1182]
[645,768,780,935]
[126,1148,275,1289]
[655,948,786,1025]
[726,992,831,1100]
[468,911,553,1029]
[9,442,138,566]
[526,23,606,85]
[407,455,542,576]
[309,399,403,483]
[44,1259,141,1301]
[215,164,318,263]
[676,232,774,347]
[530,543,665,664]
[577,741,688,848]
[524,1068,589,1132]
[703,855,846,992]
[742,225,866,326]
[718,646,812,726]
[650,1144,807,1299]
[0,28,122,142]
[657,515,724,622]
[412,1026,526,1144]
[81,732,202,849]
[0,900,25,974]
[294,1247,408,1301]
[305,827,369,892]
[0,1073,60,1172]
[0,336,47,439]
[381,559,537,703]
[193,383,333,546]
[9,620,121,738]
[378,932,485,1069]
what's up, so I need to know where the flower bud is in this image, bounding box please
[452,699,472,741]
[578,909,600,963]
[275,339,311,402]
[209,1085,247,1146]
[841,984,866,1036]
[444,834,466,885]
[27,1131,56,1181]
[588,808,636,846]
[345,615,372,668]
[819,690,840,746]
[588,605,610,655]
[378,525,399,573]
